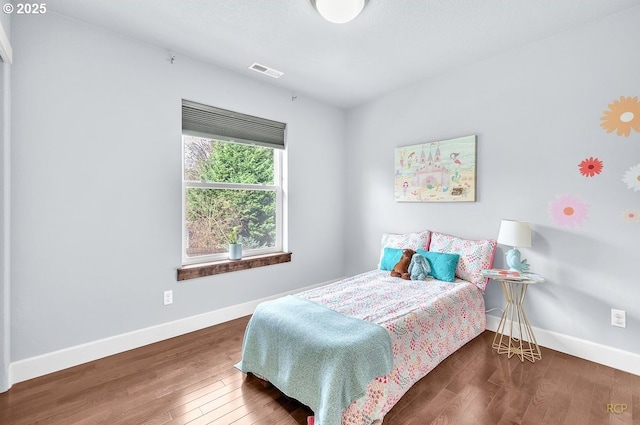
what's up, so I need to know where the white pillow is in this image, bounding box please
[429,231,497,290]
[378,230,431,269]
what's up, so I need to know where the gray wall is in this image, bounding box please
[9,13,346,361]
[1,11,11,392]
[344,8,640,353]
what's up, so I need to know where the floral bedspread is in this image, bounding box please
[296,269,486,425]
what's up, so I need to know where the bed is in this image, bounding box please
[237,230,497,425]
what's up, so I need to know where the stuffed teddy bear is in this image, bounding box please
[408,253,431,281]
[390,248,416,280]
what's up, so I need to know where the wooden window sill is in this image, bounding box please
[177,252,292,281]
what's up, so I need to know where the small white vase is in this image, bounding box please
[228,243,242,260]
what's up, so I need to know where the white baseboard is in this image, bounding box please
[486,315,640,376]
[9,289,638,389]
[9,279,338,387]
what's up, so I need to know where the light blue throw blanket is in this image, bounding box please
[236,295,393,425]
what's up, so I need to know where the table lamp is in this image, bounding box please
[497,219,531,272]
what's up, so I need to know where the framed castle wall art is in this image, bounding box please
[395,135,477,202]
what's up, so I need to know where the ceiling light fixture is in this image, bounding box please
[311,0,368,24]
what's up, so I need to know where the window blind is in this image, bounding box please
[182,100,286,149]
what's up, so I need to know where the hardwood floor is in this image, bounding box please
[1,316,637,425]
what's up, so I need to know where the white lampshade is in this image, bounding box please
[312,0,367,24]
[497,220,531,248]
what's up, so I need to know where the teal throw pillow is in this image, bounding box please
[416,249,460,282]
[380,247,404,271]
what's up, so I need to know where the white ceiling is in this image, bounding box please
[46,0,640,109]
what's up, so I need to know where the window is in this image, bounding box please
[181,100,286,265]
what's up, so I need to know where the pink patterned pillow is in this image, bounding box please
[378,230,431,269]
[428,232,497,290]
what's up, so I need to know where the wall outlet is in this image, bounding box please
[164,290,173,306]
[611,309,626,328]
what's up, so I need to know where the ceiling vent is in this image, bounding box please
[248,62,284,79]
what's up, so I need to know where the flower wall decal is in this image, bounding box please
[622,164,640,192]
[622,209,640,222]
[600,96,640,137]
[549,194,589,227]
[578,157,603,177]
